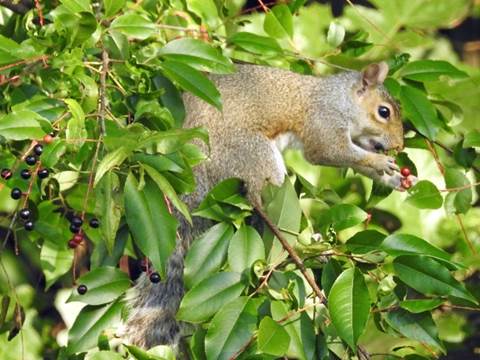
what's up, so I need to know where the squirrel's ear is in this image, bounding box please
[361,62,389,87]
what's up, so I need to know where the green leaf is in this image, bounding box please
[327,21,345,47]
[386,309,445,353]
[60,0,92,13]
[0,35,22,65]
[400,86,443,140]
[393,255,477,304]
[124,174,177,277]
[110,13,156,40]
[228,32,282,56]
[160,60,222,110]
[346,230,386,254]
[184,223,234,288]
[228,225,265,273]
[258,316,290,356]
[321,258,343,297]
[133,153,184,173]
[328,267,370,350]
[90,351,124,360]
[126,344,175,360]
[142,163,191,223]
[185,0,221,28]
[464,130,480,148]
[405,180,443,209]
[68,301,122,354]
[103,0,125,17]
[177,272,245,323]
[399,60,468,82]
[264,4,293,39]
[95,172,122,253]
[444,168,471,214]
[318,204,368,231]
[264,180,302,261]
[0,110,46,140]
[158,38,234,74]
[40,140,67,168]
[205,297,258,360]
[40,240,74,290]
[381,234,455,268]
[271,301,315,360]
[400,299,444,313]
[67,267,130,305]
[65,98,86,149]
[94,146,130,186]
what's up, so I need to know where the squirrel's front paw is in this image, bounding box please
[373,154,399,175]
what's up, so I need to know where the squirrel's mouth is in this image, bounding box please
[353,137,387,154]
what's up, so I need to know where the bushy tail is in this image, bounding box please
[123,200,210,352]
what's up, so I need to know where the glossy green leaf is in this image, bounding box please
[321,258,343,297]
[41,140,67,168]
[271,301,315,360]
[185,0,221,28]
[142,163,191,223]
[264,4,293,39]
[400,85,443,140]
[386,309,445,353]
[328,267,370,350]
[94,146,130,186]
[184,222,234,288]
[258,316,290,356]
[161,60,221,109]
[205,297,258,360]
[67,267,130,305]
[405,180,443,209]
[346,230,386,254]
[228,225,265,273]
[158,38,234,74]
[95,172,122,253]
[399,60,468,82]
[0,110,46,140]
[103,0,125,17]
[393,255,477,304]
[318,204,368,231]
[381,234,454,266]
[264,180,302,261]
[90,351,124,360]
[400,299,444,313]
[177,272,245,323]
[464,130,480,148]
[228,32,282,56]
[444,168,472,214]
[60,0,91,13]
[68,301,122,354]
[40,240,74,290]
[110,13,156,40]
[124,174,177,277]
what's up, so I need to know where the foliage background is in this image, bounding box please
[0,0,479,359]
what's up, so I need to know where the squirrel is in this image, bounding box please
[123,62,416,353]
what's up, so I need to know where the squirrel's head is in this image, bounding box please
[350,62,403,154]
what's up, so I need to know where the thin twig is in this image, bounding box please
[253,204,326,304]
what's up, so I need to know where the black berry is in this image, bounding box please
[33,144,43,156]
[77,284,88,295]
[20,169,31,179]
[25,155,37,166]
[11,188,22,200]
[1,169,12,180]
[38,168,49,179]
[149,272,161,283]
[89,218,99,228]
[70,224,80,233]
[19,208,31,220]
[24,221,34,231]
[71,216,83,227]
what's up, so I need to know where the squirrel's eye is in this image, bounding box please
[378,105,390,119]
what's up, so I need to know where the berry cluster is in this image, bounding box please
[400,167,412,189]
[67,215,100,249]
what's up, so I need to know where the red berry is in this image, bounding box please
[1,168,12,180]
[401,178,412,189]
[68,240,78,249]
[43,134,54,144]
[73,234,83,244]
[400,167,411,177]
